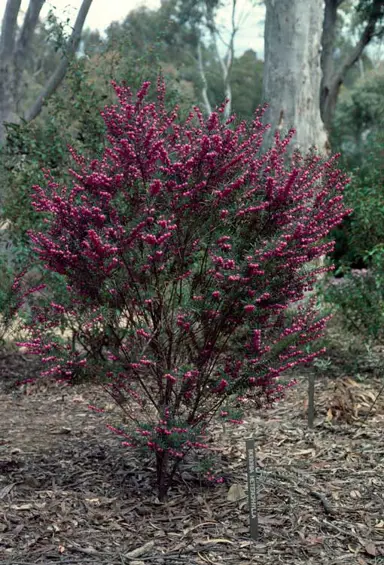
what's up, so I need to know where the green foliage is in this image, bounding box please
[324,260,384,341]
[103,3,200,82]
[345,132,384,263]
[326,131,384,341]
[331,131,384,268]
[330,70,384,270]
[331,72,384,161]
[231,50,263,119]
[204,49,264,120]
[355,0,384,39]
[1,56,107,242]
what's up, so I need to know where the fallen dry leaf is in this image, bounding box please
[125,541,155,558]
[0,483,15,499]
[364,542,377,557]
[72,395,85,403]
[227,484,246,502]
[183,521,218,536]
[306,535,324,545]
[345,378,361,388]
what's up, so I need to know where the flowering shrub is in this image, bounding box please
[17,79,348,499]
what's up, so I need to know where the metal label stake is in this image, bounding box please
[246,438,258,540]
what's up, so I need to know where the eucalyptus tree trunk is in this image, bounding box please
[209,0,238,119]
[0,0,22,146]
[262,0,329,155]
[0,67,14,146]
[197,40,212,115]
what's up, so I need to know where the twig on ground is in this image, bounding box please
[323,519,362,541]
[310,490,336,515]
[67,543,105,556]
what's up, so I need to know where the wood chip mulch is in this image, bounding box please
[0,361,383,565]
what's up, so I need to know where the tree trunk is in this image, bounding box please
[197,40,212,115]
[320,75,341,133]
[0,64,15,147]
[0,0,22,146]
[262,0,329,155]
[13,0,46,112]
[208,0,237,120]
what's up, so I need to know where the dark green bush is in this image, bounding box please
[345,132,384,264]
[324,260,384,340]
[325,131,384,341]
[331,131,383,269]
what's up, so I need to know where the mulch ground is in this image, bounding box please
[0,353,383,565]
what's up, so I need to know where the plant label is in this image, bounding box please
[246,437,258,540]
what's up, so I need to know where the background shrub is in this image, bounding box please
[324,250,384,341]
[331,131,384,268]
[325,132,384,342]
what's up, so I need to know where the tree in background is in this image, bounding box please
[321,0,384,131]
[170,0,245,118]
[0,0,93,149]
[231,49,263,119]
[71,1,263,121]
[201,0,239,118]
[262,0,384,152]
[262,0,329,153]
[332,70,384,158]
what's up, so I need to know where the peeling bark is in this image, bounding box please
[262,0,329,155]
